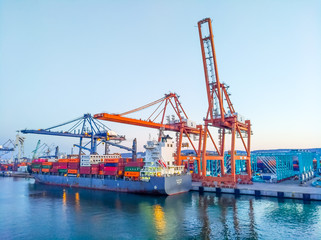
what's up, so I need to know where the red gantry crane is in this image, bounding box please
[94,93,203,171]
[197,18,252,186]
[95,18,252,187]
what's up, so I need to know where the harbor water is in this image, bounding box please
[0,177,320,239]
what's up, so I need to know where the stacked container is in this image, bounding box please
[124,162,144,179]
[68,159,79,174]
[103,158,126,176]
[41,162,52,173]
[31,161,42,173]
[80,155,90,166]
[50,162,60,173]
[58,159,68,174]
[91,164,99,175]
[79,166,91,174]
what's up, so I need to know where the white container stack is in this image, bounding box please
[80,155,91,166]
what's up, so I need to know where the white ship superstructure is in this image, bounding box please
[140,136,185,181]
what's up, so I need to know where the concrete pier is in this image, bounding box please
[192,178,321,201]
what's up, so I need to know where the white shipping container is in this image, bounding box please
[80,163,91,167]
[48,159,58,162]
[81,155,90,161]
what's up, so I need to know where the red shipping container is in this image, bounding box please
[126,162,145,167]
[91,166,99,174]
[50,168,58,173]
[118,162,125,167]
[59,162,68,168]
[52,162,60,167]
[68,162,80,169]
[103,170,118,176]
[99,163,105,170]
[69,158,80,163]
[79,166,91,174]
[104,166,117,172]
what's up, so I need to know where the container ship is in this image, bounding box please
[30,137,191,195]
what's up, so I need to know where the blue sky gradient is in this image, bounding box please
[1,0,320,157]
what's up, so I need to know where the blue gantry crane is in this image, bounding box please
[0,139,15,158]
[21,113,128,157]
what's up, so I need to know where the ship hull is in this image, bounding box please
[33,174,192,195]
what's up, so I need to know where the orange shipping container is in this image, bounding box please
[68,169,78,174]
[42,169,50,173]
[98,170,104,175]
[58,159,69,163]
[104,158,120,163]
[69,159,80,163]
[42,162,53,166]
[124,171,140,177]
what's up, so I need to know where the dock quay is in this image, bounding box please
[192,178,321,201]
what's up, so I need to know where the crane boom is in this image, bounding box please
[94,113,200,135]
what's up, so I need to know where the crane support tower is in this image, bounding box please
[197,18,252,186]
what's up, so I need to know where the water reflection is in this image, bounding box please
[249,199,258,240]
[75,192,80,211]
[153,204,166,235]
[196,193,260,240]
[22,180,321,239]
[62,189,66,206]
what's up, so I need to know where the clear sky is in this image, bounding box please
[1,0,320,158]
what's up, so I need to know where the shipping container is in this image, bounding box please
[124,171,140,177]
[99,163,105,171]
[33,159,47,163]
[32,168,40,172]
[104,163,118,167]
[79,166,91,174]
[80,163,91,167]
[126,162,144,167]
[41,165,52,169]
[124,166,141,172]
[42,162,53,166]
[104,158,120,163]
[98,170,103,175]
[104,166,118,172]
[52,162,60,167]
[68,169,78,174]
[50,168,58,173]
[58,162,68,168]
[69,159,80,163]
[58,169,68,173]
[58,159,69,163]
[32,164,41,169]
[103,170,118,176]
[48,159,58,162]
[68,162,80,169]
[42,169,50,173]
